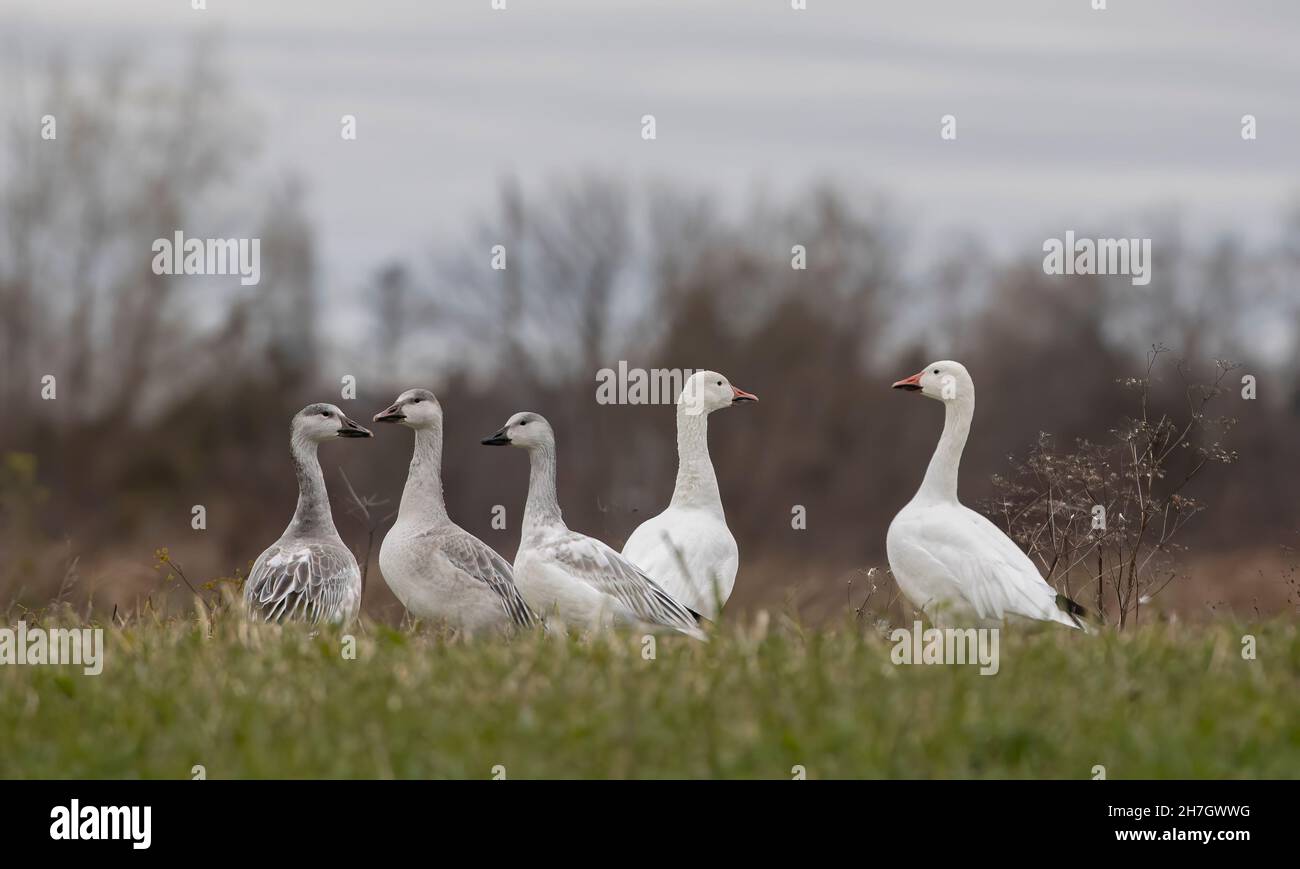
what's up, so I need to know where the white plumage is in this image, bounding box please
[886,361,1085,629]
[621,370,756,619]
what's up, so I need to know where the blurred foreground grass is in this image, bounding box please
[1,610,1296,779]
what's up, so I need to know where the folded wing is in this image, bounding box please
[547,532,705,637]
[906,505,1079,626]
[246,542,360,625]
[438,528,539,629]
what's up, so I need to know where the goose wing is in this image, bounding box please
[246,541,361,625]
[900,504,1078,626]
[437,527,539,628]
[545,532,704,637]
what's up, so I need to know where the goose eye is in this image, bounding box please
[411,398,422,404]
[716,380,722,386]
[520,420,529,426]
[320,411,331,417]
[932,369,939,375]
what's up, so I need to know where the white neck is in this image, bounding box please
[916,393,974,505]
[287,434,338,538]
[521,443,564,541]
[396,426,449,524]
[670,402,723,515]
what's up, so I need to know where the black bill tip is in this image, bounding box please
[337,416,374,438]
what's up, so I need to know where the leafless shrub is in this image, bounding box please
[987,346,1239,628]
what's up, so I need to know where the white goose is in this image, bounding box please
[373,389,537,633]
[482,412,706,639]
[621,370,757,618]
[886,361,1086,629]
[245,403,372,625]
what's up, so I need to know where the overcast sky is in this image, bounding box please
[3,0,1298,297]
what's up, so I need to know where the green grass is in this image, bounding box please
[1,611,1297,779]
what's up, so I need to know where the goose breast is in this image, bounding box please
[622,507,738,620]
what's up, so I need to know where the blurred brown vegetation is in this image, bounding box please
[3,56,1299,624]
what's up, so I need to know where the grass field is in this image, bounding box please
[1,609,1297,779]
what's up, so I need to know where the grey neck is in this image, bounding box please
[670,402,723,515]
[288,433,338,538]
[397,426,449,524]
[521,443,564,540]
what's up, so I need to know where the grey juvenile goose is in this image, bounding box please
[481,412,705,639]
[244,403,372,625]
[373,389,537,633]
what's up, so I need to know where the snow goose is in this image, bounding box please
[621,370,757,618]
[244,403,372,626]
[481,412,706,639]
[886,361,1086,629]
[372,389,538,633]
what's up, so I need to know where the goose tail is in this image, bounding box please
[1055,594,1092,633]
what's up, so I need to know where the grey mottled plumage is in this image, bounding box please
[244,403,371,626]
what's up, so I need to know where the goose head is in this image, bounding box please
[373,388,442,429]
[295,403,373,441]
[891,360,972,403]
[481,411,553,450]
[680,370,758,417]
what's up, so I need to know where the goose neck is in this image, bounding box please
[917,395,973,504]
[288,434,338,537]
[397,426,449,523]
[670,403,722,514]
[521,443,564,540]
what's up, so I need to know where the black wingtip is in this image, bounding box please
[1058,595,1087,618]
[1056,594,1088,628]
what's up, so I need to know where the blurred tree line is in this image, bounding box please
[3,55,1298,620]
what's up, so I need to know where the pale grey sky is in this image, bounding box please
[3,0,1298,299]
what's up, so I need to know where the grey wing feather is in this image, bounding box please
[439,529,539,628]
[245,542,360,625]
[550,534,702,634]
